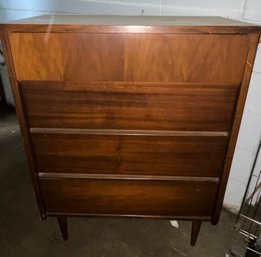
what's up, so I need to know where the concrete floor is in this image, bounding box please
[0,104,245,257]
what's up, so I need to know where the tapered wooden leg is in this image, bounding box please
[191,220,201,246]
[57,216,68,240]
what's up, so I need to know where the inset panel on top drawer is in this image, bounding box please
[124,34,249,84]
[10,33,249,83]
[9,33,124,81]
[20,81,238,131]
[9,33,64,81]
[31,132,227,177]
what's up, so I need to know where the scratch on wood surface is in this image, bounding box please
[247,60,252,67]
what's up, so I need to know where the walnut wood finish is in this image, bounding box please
[10,33,249,84]
[31,132,227,177]
[1,15,261,246]
[62,34,124,82]
[20,81,238,131]
[211,34,261,225]
[1,15,261,34]
[39,172,219,182]
[0,31,46,218]
[2,24,260,35]
[40,177,218,216]
[124,34,249,84]
[9,33,63,81]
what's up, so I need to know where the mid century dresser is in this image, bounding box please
[1,15,261,246]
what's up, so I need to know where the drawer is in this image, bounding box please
[39,177,218,217]
[31,132,228,177]
[20,81,238,131]
[10,33,249,83]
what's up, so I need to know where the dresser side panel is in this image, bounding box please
[212,34,260,224]
[0,31,46,217]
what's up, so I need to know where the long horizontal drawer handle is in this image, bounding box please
[21,80,240,88]
[30,128,228,137]
[38,172,219,183]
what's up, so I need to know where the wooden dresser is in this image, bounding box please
[1,15,261,246]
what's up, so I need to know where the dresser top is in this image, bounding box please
[1,15,256,26]
[1,15,261,34]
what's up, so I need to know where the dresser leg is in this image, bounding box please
[191,220,201,246]
[57,216,68,240]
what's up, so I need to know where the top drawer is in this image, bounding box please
[9,33,249,84]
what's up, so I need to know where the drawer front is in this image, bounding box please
[40,177,218,217]
[21,81,238,131]
[10,33,249,84]
[31,132,227,177]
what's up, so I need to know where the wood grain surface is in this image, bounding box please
[10,33,249,84]
[2,15,260,244]
[31,132,228,177]
[9,33,63,81]
[21,81,238,131]
[2,15,261,34]
[0,31,46,218]
[40,177,218,216]
[124,34,249,84]
[211,34,261,224]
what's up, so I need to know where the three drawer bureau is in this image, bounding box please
[1,15,261,246]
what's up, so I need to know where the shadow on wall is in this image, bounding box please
[0,40,14,106]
